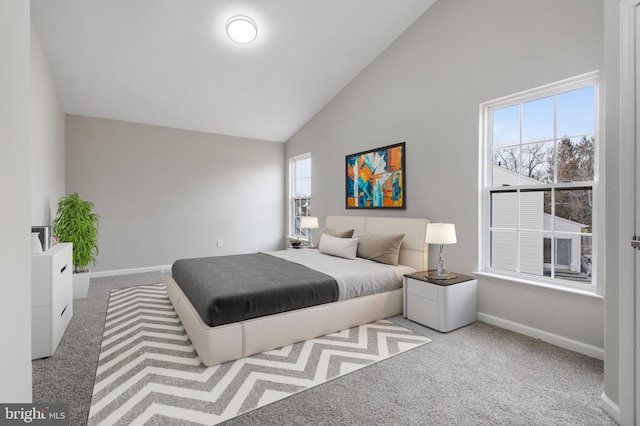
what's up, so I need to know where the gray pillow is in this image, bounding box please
[321,227,355,239]
[355,233,405,266]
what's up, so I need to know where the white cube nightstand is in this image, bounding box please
[403,271,477,332]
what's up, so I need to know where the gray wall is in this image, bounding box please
[31,23,66,226]
[65,115,285,272]
[287,0,605,353]
[0,1,32,403]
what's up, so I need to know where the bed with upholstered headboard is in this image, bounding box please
[166,215,429,366]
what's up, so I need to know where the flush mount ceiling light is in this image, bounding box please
[226,15,257,44]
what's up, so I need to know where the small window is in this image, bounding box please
[480,72,598,290]
[289,153,312,238]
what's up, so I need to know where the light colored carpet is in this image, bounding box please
[32,272,615,425]
[87,283,430,425]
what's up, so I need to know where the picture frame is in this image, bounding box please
[345,142,405,209]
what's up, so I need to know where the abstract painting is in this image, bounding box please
[345,142,405,209]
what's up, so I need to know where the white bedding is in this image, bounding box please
[267,249,416,301]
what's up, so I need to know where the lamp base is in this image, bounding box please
[425,271,457,280]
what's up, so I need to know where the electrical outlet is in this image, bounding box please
[217,239,223,247]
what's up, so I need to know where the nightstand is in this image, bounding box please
[403,271,477,332]
[286,245,315,250]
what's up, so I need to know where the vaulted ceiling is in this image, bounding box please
[30,0,436,142]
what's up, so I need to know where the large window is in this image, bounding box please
[480,72,598,290]
[289,153,312,239]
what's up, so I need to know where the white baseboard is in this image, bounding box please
[477,312,604,360]
[91,265,172,278]
[599,392,620,424]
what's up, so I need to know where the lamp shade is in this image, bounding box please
[300,216,319,229]
[425,223,457,244]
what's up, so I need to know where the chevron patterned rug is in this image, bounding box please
[87,283,431,425]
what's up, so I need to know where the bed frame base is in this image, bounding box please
[167,276,402,367]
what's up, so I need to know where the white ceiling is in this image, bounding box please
[30,0,436,142]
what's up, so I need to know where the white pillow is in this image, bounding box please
[318,234,358,260]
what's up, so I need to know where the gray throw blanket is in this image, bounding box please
[171,253,339,326]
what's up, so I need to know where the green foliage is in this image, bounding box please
[52,192,100,272]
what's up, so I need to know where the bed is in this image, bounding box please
[166,215,429,366]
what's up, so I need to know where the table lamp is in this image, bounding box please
[425,222,457,279]
[300,216,319,248]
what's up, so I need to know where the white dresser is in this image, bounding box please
[32,243,73,359]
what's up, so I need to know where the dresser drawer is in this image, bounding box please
[52,298,72,352]
[407,295,438,329]
[52,267,72,322]
[407,279,438,301]
[51,262,73,309]
[32,243,72,307]
[51,244,72,281]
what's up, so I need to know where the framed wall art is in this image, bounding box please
[345,142,405,209]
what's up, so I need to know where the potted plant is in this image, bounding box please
[52,192,100,299]
[289,237,302,248]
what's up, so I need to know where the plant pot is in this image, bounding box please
[73,271,91,299]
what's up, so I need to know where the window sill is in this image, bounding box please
[473,270,603,300]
